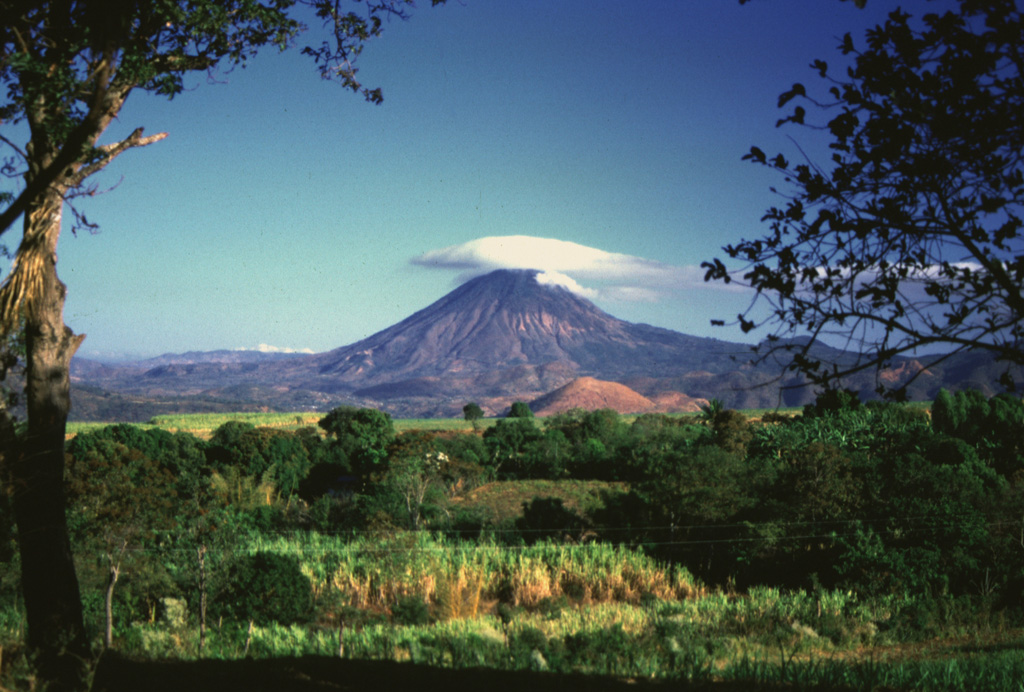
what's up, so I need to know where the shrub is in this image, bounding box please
[391,594,430,626]
[516,497,588,544]
[509,402,534,418]
[802,388,861,418]
[212,552,313,625]
[463,402,484,422]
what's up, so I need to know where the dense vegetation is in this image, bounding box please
[2,392,1024,689]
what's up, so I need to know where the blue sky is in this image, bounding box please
[37,0,909,360]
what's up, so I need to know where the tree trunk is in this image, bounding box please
[197,544,207,655]
[104,560,121,649]
[8,190,89,689]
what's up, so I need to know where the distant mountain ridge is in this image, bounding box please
[70,269,1022,420]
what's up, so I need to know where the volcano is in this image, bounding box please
[311,269,750,383]
[276,269,768,415]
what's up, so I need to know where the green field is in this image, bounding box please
[66,411,511,439]
[63,407,736,439]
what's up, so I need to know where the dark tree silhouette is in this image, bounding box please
[706,1,1024,395]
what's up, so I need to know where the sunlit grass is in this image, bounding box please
[246,533,700,612]
[65,412,501,438]
[76,593,1024,691]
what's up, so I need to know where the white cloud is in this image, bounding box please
[235,344,315,354]
[414,235,670,280]
[600,285,663,302]
[411,235,744,302]
[534,270,599,298]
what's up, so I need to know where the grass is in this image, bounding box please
[58,591,1024,690]
[244,533,700,613]
[2,527,1020,691]
[66,412,501,439]
[65,403,846,440]
[65,399,932,440]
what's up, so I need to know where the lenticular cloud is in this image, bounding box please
[410,235,702,301]
[413,235,667,279]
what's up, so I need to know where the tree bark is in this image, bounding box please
[8,190,89,690]
[104,560,121,649]
[197,544,207,655]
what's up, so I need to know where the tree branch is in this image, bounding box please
[66,129,168,188]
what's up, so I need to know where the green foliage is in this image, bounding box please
[211,552,312,626]
[697,398,725,423]
[482,417,542,477]
[617,415,705,481]
[802,388,860,418]
[68,423,208,497]
[65,432,191,642]
[356,431,450,530]
[547,408,623,445]
[390,594,430,626]
[432,431,489,469]
[462,402,484,422]
[508,401,534,418]
[931,388,1024,472]
[931,388,958,434]
[541,408,629,479]
[44,394,1024,666]
[708,408,752,455]
[774,442,862,522]
[208,419,256,447]
[515,497,588,544]
[206,424,317,499]
[319,406,395,477]
[65,435,183,545]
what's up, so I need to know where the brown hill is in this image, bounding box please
[648,390,709,413]
[529,377,656,416]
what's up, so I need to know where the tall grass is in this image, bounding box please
[246,532,700,614]
[12,528,1012,692]
[117,596,1023,691]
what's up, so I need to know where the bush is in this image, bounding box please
[212,552,313,625]
[802,388,861,418]
[508,402,534,418]
[516,497,588,544]
[391,594,430,626]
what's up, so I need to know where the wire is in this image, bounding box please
[88,515,1020,556]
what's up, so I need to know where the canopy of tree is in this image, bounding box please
[705,0,1024,395]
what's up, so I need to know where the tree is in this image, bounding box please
[64,439,178,649]
[482,417,542,478]
[462,402,484,429]
[205,424,312,499]
[0,2,439,685]
[508,401,534,418]
[318,406,395,482]
[367,430,447,530]
[705,1,1024,396]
